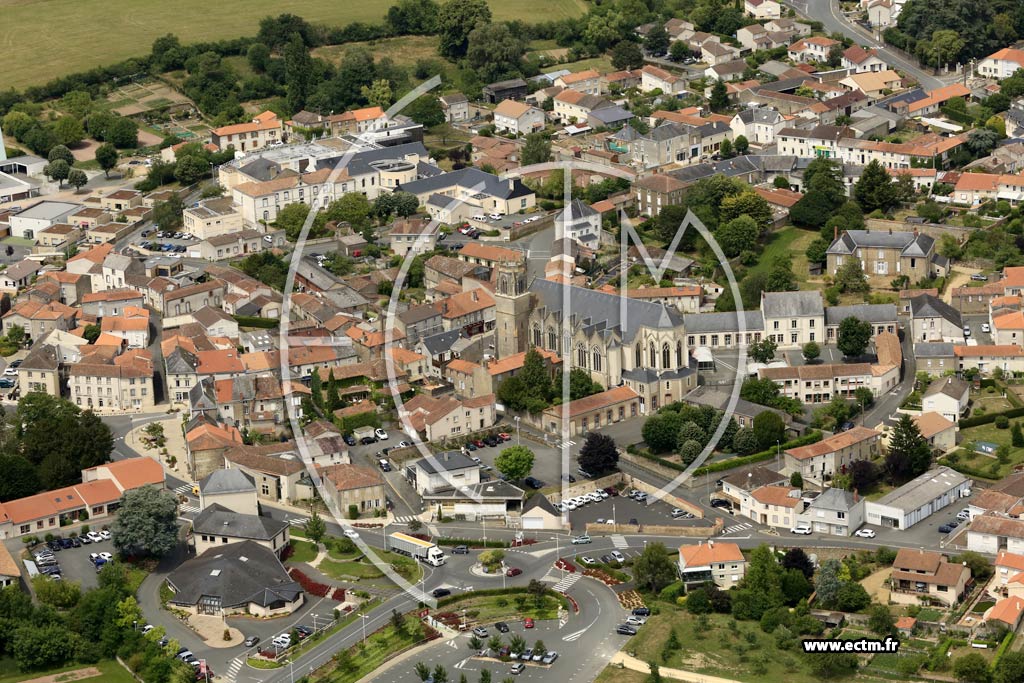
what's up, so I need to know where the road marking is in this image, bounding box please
[393,515,419,523]
[553,573,581,592]
[721,522,752,535]
[611,535,629,549]
[172,485,193,495]
[178,504,200,514]
[287,517,308,526]
[562,628,587,642]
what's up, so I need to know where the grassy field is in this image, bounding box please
[3,0,587,90]
[743,226,818,292]
[0,660,136,683]
[311,616,430,683]
[954,415,1024,479]
[313,36,457,80]
[437,592,563,621]
[288,539,319,564]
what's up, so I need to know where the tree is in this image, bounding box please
[886,413,932,482]
[716,215,758,258]
[952,551,993,582]
[82,323,102,343]
[433,665,450,683]
[994,651,1024,683]
[95,142,118,177]
[867,604,895,636]
[749,338,777,364]
[466,23,524,83]
[732,545,784,620]
[521,133,551,166]
[835,259,869,294]
[361,79,393,109]
[642,411,684,453]
[966,127,1000,158]
[611,41,644,70]
[835,582,871,611]
[415,662,431,681]
[48,144,74,165]
[734,135,749,155]
[790,471,803,489]
[669,40,690,62]
[152,195,184,232]
[46,159,70,187]
[855,160,897,213]
[386,0,440,34]
[437,0,492,60]
[1013,422,1024,448]
[568,368,602,401]
[719,138,733,159]
[106,116,138,148]
[837,316,872,358]
[581,432,618,475]
[32,575,81,609]
[850,459,878,491]
[53,117,85,146]
[111,486,180,558]
[709,80,729,112]
[800,341,821,363]
[495,445,535,482]
[953,653,991,683]
[67,168,88,192]
[304,509,326,544]
[633,543,677,593]
[732,428,758,455]
[805,651,857,679]
[645,25,670,55]
[927,29,965,71]
[0,454,40,501]
[805,237,829,266]
[782,547,814,578]
[405,96,445,128]
[324,193,372,231]
[815,559,842,607]
[284,32,312,113]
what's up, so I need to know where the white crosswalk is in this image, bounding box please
[554,439,577,449]
[225,657,242,681]
[179,504,200,514]
[287,517,308,526]
[172,484,193,496]
[611,534,629,549]
[720,522,752,535]
[393,515,419,524]
[552,572,581,592]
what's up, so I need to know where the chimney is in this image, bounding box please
[853,488,859,503]
[834,224,838,241]
[913,226,919,236]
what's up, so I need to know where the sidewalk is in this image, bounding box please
[610,652,744,683]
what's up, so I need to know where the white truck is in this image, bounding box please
[388,532,447,567]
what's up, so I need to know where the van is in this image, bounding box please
[378,459,392,472]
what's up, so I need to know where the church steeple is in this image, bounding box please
[494,257,530,358]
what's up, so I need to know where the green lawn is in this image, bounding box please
[0,660,136,683]
[288,539,319,564]
[311,616,430,683]
[594,668,649,683]
[628,610,820,683]
[318,558,386,580]
[951,418,1024,479]
[555,55,615,74]
[744,226,818,291]
[437,592,563,622]
[2,0,586,90]
[313,36,457,82]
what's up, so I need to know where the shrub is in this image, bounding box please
[996,415,1010,429]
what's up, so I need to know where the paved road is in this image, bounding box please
[787,0,946,90]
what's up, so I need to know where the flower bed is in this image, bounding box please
[617,590,645,610]
[288,567,330,597]
[332,587,346,601]
[582,568,622,586]
[565,594,580,613]
[554,558,577,573]
[280,544,295,561]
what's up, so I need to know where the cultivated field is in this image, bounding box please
[1,0,587,90]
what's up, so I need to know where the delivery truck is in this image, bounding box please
[388,532,447,566]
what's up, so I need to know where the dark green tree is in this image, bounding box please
[521,133,551,166]
[437,0,492,60]
[95,143,118,177]
[495,445,535,481]
[578,432,619,474]
[709,80,729,112]
[886,414,932,482]
[611,41,644,70]
[749,338,777,364]
[111,486,180,558]
[645,25,670,55]
[633,543,678,593]
[837,316,872,357]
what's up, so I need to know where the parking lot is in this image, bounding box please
[567,491,713,532]
[24,534,117,590]
[134,229,199,257]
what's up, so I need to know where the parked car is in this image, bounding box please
[939,524,955,533]
[971,274,988,281]
[790,524,812,535]
[632,607,651,617]
[710,498,733,511]
[580,556,596,564]
[524,477,544,489]
[432,588,451,598]
[541,651,558,665]
[90,552,113,562]
[374,428,389,440]
[343,529,359,540]
[482,436,499,447]
[473,627,489,638]
[472,439,485,448]
[964,326,972,337]
[99,530,111,540]
[982,323,992,334]
[671,508,686,518]
[510,663,525,675]
[343,434,356,446]
[523,618,534,629]
[360,436,376,445]
[611,550,625,563]
[295,625,313,639]
[626,616,646,626]
[244,635,260,647]
[495,622,509,633]
[453,545,470,555]
[87,531,103,542]
[616,625,637,636]
[854,528,876,538]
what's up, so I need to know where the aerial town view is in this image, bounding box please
[7,0,1024,682]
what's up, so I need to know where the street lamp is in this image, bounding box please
[555,534,562,576]
[514,416,521,445]
[358,613,369,643]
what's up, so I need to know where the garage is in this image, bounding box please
[521,495,564,530]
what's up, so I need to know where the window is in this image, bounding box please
[662,343,671,368]
[592,347,602,372]
[548,328,557,351]
[649,342,657,367]
[577,343,587,368]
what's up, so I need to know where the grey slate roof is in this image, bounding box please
[914,342,954,357]
[200,469,257,496]
[621,365,696,382]
[528,278,683,345]
[412,450,479,474]
[313,142,434,178]
[167,540,301,609]
[825,303,898,325]
[191,503,286,540]
[588,105,633,125]
[910,294,961,327]
[165,347,198,374]
[682,310,764,334]
[806,487,857,512]
[924,377,969,399]
[420,329,462,356]
[736,108,784,125]
[827,229,934,257]
[556,199,599,222]
[762,291,824,318]
[683,385,789,422]
[398,167,533,201]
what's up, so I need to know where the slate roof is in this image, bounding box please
[191,503,287,540]
[914,342,954,357]
[682,310,764,333]
[924,377,969,399]
[398,167,533,201]
[528,278,683,345]
[167,540,301,609]
[762,291,824,318]
[910,294,962,327]
[827,229,935,257]
[824,303,898,325]
[411,450,479,474]
[420,329,463,356]
[200,468,256,496]
[805,487,857,512]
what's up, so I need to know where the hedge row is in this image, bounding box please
[937,456,999,482]
[958,406,1024,429]
[232,315,279,329]
[437,537,512,549]
[435,586,560,609]
[692,431,823,476]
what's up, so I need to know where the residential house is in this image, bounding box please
[798,488,865,536]
[719,466,789,505]
[827,230,946,282]
[922,377,970,424]
[759,362,900,404]
[399,393,496,442]
[730,108,786,146]
[552,90,615,124]
[2,299,78,341]
[210,111,282,153]
[634,174,688,216]
[889,548,971,607]
[317,464,385,516]
[842,45,887,73]
[553,70,601,95]
[788,36,840,64]
[639,65,687,95]
[739,486,801,529]
[0,259,41,292]
[678,541,747,589]
[979,48,1024,80]
[223,442,316,505]
[100,306,150,348]
[387,218,440,258]
[440,94,470,123]
[197,467,258,516]
[954,345,1024,376]
[784,427,881,482]
[911,294,963,343]
[838,70,903,98]
[68,350,156,413]
[555,199,602,247]
[913,412,957,453]
[492,100,546,136]
[745,0,781,19]
[182,197,243,240]
[404,450,481,495]
[191,503,289,556]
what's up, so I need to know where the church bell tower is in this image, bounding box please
[494,258,531,359]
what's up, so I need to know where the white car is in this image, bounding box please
[89,552,113,562]
[854,528,876,538]
[790,525,812,535]
[99,530,111,540]
[580,556,596,565]
[565,501,577,511]
[86,531,103,543]
[625,615,647,626]
[611,550,625,563]
[2,367,16,376]
[374,428,389,440]
[982,323,991,334]
[343,529,360,540]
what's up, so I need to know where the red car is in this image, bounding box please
[472,439,485,448]
[523,617,534,629]
[498,433,511,442]
[506,567,522,577]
